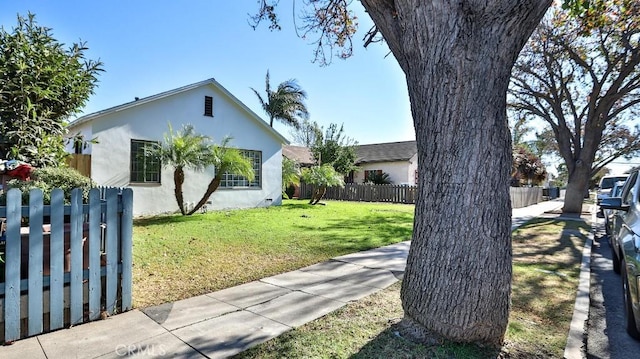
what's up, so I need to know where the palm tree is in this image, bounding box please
[251,70,309,129]
[187,136,254,215]
[301,164,344,205]
[282,157,301,198]
[150,123,211,215]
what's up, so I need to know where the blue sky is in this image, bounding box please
[0,1,414,145]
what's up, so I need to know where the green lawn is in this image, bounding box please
[132,199,414,307]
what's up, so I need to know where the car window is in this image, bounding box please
[622,172,637,205]
[601,176,629,189]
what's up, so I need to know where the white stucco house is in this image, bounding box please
[67,78,288,216]
[351,141,418,185]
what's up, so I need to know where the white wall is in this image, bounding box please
[73,84,283,216]
[354,157,417,185]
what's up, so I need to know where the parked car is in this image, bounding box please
[604,180,627,236]
[598,175,629,204]
[600,170,640,340]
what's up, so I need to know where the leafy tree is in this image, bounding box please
[509,2,640,214]
[551,163,570,188]
[289,119,322,146]
[187,137,254,215]
[511,146,548,187]
[0,13,102,167]
[149,124,212,215]
[301,164,345,205]
[251,70,309,129]
[310,123,357,176]
[282,157,301,198]
[252,0,552,346]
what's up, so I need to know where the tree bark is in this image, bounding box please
[187,176,221,215]
[361,0,551,346]
[174,168,186,215]
[309,186,326,205]
[563,162,591,213]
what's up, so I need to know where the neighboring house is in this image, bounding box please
[67,78,289,216]
[282,145,314,167]
[352,140,418,185]
[282,145,314,198]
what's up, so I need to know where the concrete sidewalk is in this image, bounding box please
[1,199,565,359]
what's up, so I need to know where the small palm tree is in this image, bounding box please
[301,164,344,205]
[151,123,212,215]
[252,70,309,129]
[187,137,254,215]
[282,157,301,199]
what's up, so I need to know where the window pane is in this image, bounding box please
[130,140,161,183]
[221,150,261,188]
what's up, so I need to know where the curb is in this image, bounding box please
[563,207,595,359]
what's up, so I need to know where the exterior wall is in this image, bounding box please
[353,158,417,185]
[72,84,283,216]
[64,122,93,154]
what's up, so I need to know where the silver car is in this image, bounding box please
[601,170,640,339]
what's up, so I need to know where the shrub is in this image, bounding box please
[0,167,96,205]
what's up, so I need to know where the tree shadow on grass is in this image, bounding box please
[292,211,414,254]
[351,323,501,359]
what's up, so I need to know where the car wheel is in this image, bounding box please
[611,243,621,274]
[622,262,640,339]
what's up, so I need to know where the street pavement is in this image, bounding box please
[587,218,640,358]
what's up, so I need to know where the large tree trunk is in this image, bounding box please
[563,161,592,213]
[361,0,551,346]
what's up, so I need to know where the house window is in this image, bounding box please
[221,150,261,188]
[364,169,382,182]
[204,96,213,117]
[130,140,161,183]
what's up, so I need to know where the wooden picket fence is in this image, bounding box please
[510,187,543,208]
[300,183,417,204]
[0,187,133,343]
[299,183,543,208]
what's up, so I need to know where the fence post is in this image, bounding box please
[4,189,22,342]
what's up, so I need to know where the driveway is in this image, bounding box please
[587,221,640,358]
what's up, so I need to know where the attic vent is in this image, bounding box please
[204,96,213,117]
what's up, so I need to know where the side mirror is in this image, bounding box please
[600,196,628,211]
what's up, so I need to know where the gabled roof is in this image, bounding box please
[282,145,314,166]
[68,78,289,144]
[355,140,417,164]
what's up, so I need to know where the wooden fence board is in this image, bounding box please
[70,189,83,325]
[88,189,101,321]
[27,190,44,336]
[49,189,65,331]
[120,189,133,311]
[4,190,21,342]
[105,188,119,314]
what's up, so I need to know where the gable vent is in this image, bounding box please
[204,96,213,117]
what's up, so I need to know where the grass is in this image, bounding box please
[234,217,589,359]
[132,199,414,307]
